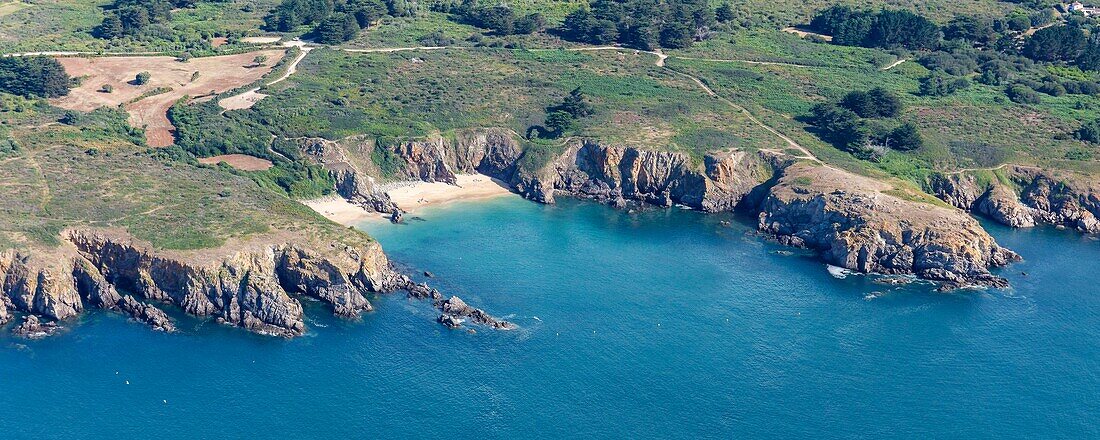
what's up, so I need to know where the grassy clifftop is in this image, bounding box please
[0,95,365,252]
[207,47,787,160]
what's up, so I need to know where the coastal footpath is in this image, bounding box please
[298,128,1023,290]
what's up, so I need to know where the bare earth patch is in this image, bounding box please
[197,154,274,171]
[218,89,269,110]
[242,36,281,44]
[52,50,285,147]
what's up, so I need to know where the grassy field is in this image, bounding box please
[0,0,277,53]
[716,0,1019,28]
[667,37,1100,182]
[221,47,788,162]
[0,94,355,251]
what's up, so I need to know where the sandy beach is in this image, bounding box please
[303,174,514,226]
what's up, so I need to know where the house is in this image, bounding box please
[1067,1,1100,16]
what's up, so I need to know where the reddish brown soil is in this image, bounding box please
[197,154,274,171]
[52,50,285,147]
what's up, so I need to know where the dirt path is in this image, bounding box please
[342,46,449,53]
[881,58,907,71]
[334,43,827,165]
[946,163,1017,175]
[649,54,821,163]
[782,27,833,42]
[219,40,312,110]
[15,42,823,164]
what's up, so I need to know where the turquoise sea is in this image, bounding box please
[1,196,1098,438]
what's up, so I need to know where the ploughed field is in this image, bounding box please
[52,50,284,147]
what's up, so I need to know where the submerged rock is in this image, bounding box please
[435,296,516,330]
[13,315,60,339]
[437,313,462,329]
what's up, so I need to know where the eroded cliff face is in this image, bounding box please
[760,165,1018,288]
[1,227,513,338]
[297,137,398,213]
[929,166,1100,233]
[548,142,770,211]
[313,128,1018,288]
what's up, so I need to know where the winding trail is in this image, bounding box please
[218,40,312,110]
[881,58,907,71]
[948,163,1010,174]
[7,41,824,166]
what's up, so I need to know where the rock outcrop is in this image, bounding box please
[12,315,60,339]
[0,226,513,338]
[550,142,770,211]
[297,137,399,213]
[759,165,1018,288]
[929,166,1100,233]
[403,276,514,330]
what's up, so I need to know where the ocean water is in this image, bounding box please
[1,196,1098,438]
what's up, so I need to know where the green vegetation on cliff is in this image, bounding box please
[0,92,360,251]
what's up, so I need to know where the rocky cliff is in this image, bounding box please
[313,129,1019,288]
[760,165,1018,288]
[1,228,511,338]
[929,166,1100,233]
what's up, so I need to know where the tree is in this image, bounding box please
[840,91,875,118]
[0,56,72,98]
[659,23,693,49]
[809,5,872,46]
[95,14,124,39]
[591,20,620,44]
[920,72,969,96]
[867,87,902,117]
[944,16,995,45]
[552,88,594,118]
[886,122,923,150]
[715,4,734,23]
[253,55,268,66]
[60,110,82,126]
[809,103,868,152]
[1075,119,1100,143]
[544,110,574,136]
[867,10,939,50]
[177,51,192,62]
[135,71,151,85]
[514,13,545,34]
[100,84,114,93]
[839,87,902,117]
[560,9,596,42]
[315,12,360,44]
[557,0,714,49]
[1006,84,1042,104]
[1006,14,1031,32]
[477,6,516,35]
[118,6,150,33]
[1077,42,1100,71]
[1024,26,1086,62]
[348,0,388,27]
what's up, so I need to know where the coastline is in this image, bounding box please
[303,174,514,226]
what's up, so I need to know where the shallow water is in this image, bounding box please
[1,197,1097,438]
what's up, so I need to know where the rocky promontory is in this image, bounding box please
[760,165,1018,288]
[0,228,509,338]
